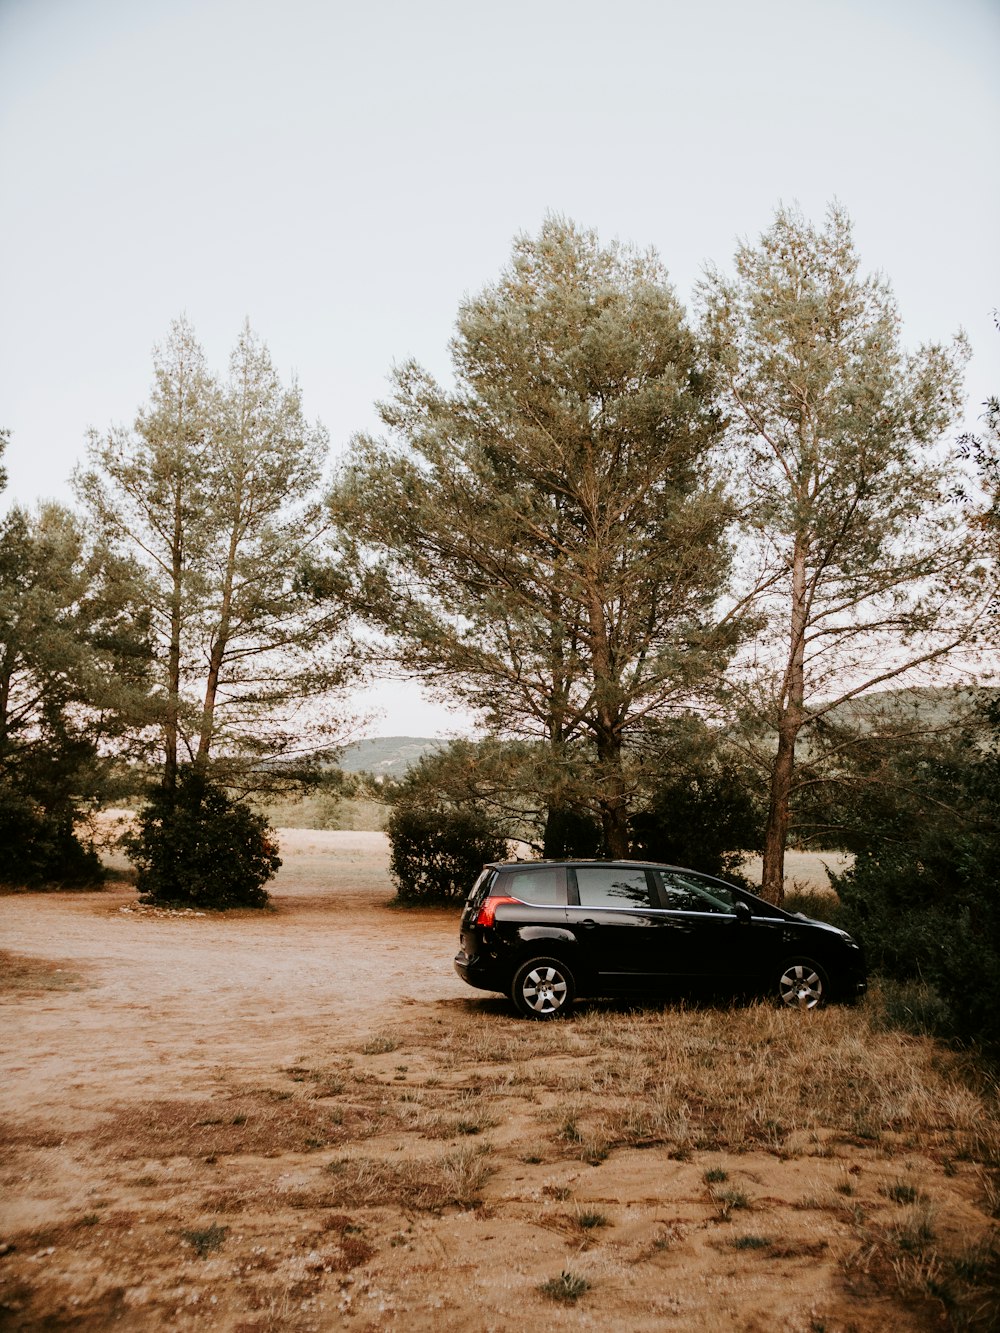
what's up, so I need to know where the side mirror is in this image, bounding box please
[733,901,752,924]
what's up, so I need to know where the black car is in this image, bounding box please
[454,859,866,1018]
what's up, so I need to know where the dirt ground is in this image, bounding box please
[1,833,997,1331]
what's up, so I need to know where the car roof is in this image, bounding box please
[489,859,698,872]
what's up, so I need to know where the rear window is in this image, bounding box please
[464,868,497,914]
[496,866,564,905]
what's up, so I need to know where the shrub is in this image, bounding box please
[630,752,764,883]
[387,806,507,904]
[124,768,281,909]
[829,702,1000,1049]
[542,804,603,858]
[0,780,102,887]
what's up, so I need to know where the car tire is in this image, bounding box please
[510,956,576,1020]
[776,957,829,1009]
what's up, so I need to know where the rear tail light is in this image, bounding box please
[475,895,519,928]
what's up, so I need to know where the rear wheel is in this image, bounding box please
[511,956,576,1020]
[776,958,829,1009]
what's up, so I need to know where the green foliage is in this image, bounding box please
[330,217,738,856]
[830,703,1000,1047]
[387,735,604,857]
[541,804,603,859]
[387,806,507,905]
[78,317,356,790]
[125,768,281,909]
[0,783,102,886]
[630,724,764,881]
[699,202,974,900]
[538,1271,590,1304]
[181,1223,227,1258]
[0,501,152,886]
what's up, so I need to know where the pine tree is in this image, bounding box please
[699,204,977,901]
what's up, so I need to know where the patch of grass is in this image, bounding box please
[574,1209,609,1230]
[834,1169,856,1196]
[182,1222,227,1258]
[846,1220,998,1329]
[558,1116,582,1143]
[881,1180,921,1205]
[542,1184,571,1201]
[704,1167,729,1184]
[730,1234,774,1250]
[868,980,954,1040]
[539,1270,590,1304]
[84,1088,401,1161]
[0,951,86,994]
[581,1135,611,1165]
[361,1034,401,1055]
[324,1147,493,1211]
[711,1186,751,1221]
[890,1203,936,1253]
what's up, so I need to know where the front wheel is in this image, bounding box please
[511,956,576,1020]
[776,958,829,1010]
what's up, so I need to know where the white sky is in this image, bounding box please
[1,0,998,737]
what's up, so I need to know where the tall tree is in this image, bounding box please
[78,319,356,790]
[699,204,977,902]
[77,319,214,789]
[330,218,738,855]
[0,501,152,882]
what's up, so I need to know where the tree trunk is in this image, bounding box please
[760,721,796,903]
[164,482,184,792]
[594,725,630,858]
[585,577,630,858]
[196,512,241,767]
[759,535,809,904]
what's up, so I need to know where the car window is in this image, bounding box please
[659,870,741,914]
[574,866,653,909]
[500,866,563,905]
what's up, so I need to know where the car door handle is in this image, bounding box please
[579,919,597,929]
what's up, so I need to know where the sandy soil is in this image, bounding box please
[1,834,995,1331]
[0,832,462,1128]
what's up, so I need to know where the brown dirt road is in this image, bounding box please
[1,832,996,1331]
[1,832,463,1136]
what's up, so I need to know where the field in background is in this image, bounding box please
[1,831,996,1331]
[261,792,390,832]
[258,795,853,897]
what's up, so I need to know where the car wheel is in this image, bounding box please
[511,956,575,1020]
[777,958,829,1009]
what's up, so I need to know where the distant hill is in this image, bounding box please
[338,736,443,777]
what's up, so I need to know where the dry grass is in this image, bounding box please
[3,954,999,1329]
[0,950,87,993]
[324,1145,494,1211]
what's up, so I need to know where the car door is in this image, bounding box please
[566,864,677,989]
[653,869,782,984]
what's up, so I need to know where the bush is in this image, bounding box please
[829,705,1000,1049]
[124,768,281,909]
[542,804,603,858]
[388,806,508,904]
[0,780,102,887]
[630,755,764,884]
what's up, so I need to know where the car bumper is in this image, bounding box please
[454,949,504,993]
